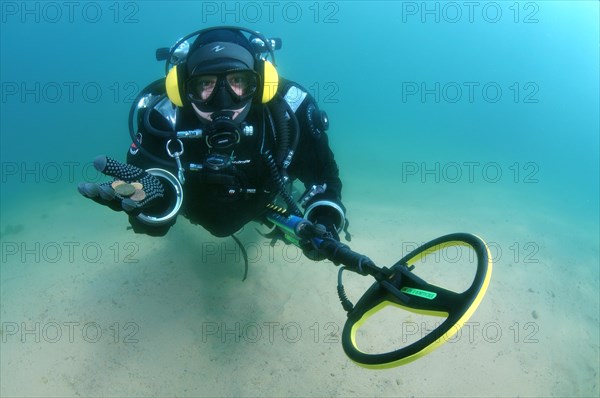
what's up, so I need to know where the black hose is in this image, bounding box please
[337,267,354,312]
[264,150,302,216]
[128,79,169,143]
[267,97,290,166]
[141,94,178,139]
[279,97,300,169]
[231,234,249,281]
[127,80,179,169]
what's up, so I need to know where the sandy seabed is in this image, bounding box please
[1,179,598,397]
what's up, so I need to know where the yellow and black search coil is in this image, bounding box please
[338,233,492,369]
[264,209,493,369]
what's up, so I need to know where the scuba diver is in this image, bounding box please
[77,26,494,368]
[78,26,347,259]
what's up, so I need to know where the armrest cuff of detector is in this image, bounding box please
[136,168,183,226]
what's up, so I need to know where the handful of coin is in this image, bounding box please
[111,180,146,201]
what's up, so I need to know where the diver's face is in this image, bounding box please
[187,71,257,123]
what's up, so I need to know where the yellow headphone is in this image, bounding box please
[163,27,279,107]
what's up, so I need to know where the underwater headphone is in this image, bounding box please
[161,26,280,107]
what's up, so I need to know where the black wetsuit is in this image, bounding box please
[126,78,344,237]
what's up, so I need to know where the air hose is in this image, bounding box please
[267,95,299,169]
[264,150,302,216]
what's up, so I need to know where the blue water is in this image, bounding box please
[1,1,598,397]
[1,1,597,217]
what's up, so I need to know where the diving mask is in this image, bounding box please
[186,70,258,112]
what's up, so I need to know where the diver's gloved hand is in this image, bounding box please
[78,156,165,215]
[300,216,340,262]
[307,208,341,241]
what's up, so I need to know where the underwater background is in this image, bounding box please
[1,1,598,397]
